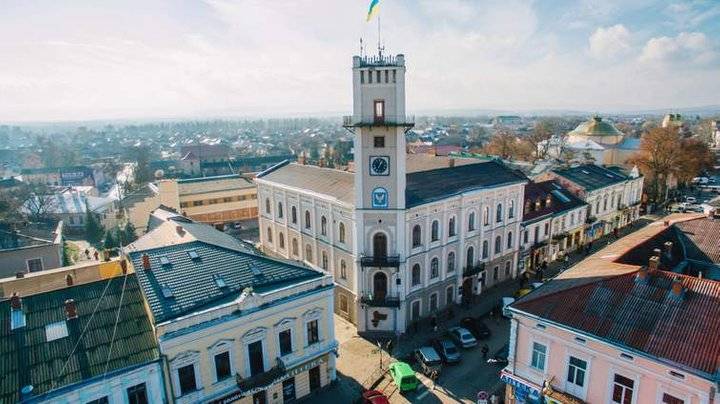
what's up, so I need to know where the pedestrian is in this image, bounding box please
[481,343,489,359]
[613,227,619,239]
[93,250,99,261]
[430,315,438,333]
[84,248,90,259]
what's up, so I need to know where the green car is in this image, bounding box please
[388,361,418,392]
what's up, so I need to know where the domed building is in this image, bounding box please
[547,116,640,167]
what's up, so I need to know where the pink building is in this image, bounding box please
[502,214,720,404]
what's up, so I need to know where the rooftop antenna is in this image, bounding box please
[360,37,364,58]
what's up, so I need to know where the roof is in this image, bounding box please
[616,137,641,150]
[568,116,623,137]
[176,174,254,195]
[522,180,586,223]
[176,173,241,184]
[674,217,720,265]
[20,166,92,175]
[0,275,159,402]
[405,153,482,173]
[406,161,527,208]
[257,162,355,205]
[0,177,23,189]
[552,164,629,191]
[179,144,230,159]
[127,208,325,323]
[513,270,720,378]
[0,222,62,250]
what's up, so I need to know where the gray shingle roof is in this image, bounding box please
[129,241,324,323]
[552,164,628,191]
[0,275,159,403]
[257,162,355,205]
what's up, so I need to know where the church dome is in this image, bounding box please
[569,116,623,137]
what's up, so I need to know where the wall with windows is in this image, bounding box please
[157,278,337,404]
[509,313,715,404]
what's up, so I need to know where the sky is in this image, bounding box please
[0,0,719,122]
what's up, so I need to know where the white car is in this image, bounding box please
[692,177,709,185]
[685,196,697,204]
[448,327,478,348]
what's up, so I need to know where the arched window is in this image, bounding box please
[484,206,490,225]
[339,222,346,243]
[466,246,474,269]
[447,252,455,273]
[448,217,456,237]
[495,235,502,254]
[496,203,503,223]
[468,212,476,231]
[279,232,285,249]
[277,202,283,218]
[304,210,311,229]
[292,238,298,256]
[603,196,608,211]
[374,272,388,300]
[291,206,297,224]
[431,220,439,241]
[265,198,271,214]
[321,251,328,270]
[267,227,273,243]
[507,231,513,249]
[371,233,387,258]
[340,260,347,279]
[305,244,313,263]
[412,225,422,247]
[505,260,511,277]
[411,264,421,286]
[482,240,489,258]
[320,216,327,236]
[430,257,439,279]
[509,200,515,219]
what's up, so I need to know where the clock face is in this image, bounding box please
[370,156,390,176]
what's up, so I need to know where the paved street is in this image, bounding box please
[311,217,656,403]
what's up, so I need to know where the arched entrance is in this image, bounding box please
[373,233,387,257]
[462,278,473,304]
[373,272,388,300]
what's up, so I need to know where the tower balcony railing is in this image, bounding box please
[360,254,401,268]
[343,115,415,128]
[360,294,401,308]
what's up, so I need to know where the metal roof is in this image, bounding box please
[522,180,586,222]
[0,275,159,403]
[552,164,629,191]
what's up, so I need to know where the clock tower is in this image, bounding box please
[345,52,413,333]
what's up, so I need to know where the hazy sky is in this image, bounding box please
[1,0,719,122]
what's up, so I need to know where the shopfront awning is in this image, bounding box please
[500,370,542,402]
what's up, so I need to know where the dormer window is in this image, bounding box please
[374,100,385,123]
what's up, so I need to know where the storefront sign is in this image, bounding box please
[500,371,542,403]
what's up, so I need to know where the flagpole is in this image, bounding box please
[377,15,381,57]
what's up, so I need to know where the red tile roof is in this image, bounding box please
[514,266,720,377]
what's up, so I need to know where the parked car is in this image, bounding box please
[685,196,697,204]
[432,338,461,364]
[362,390,390,404]
[692,177,709,185]
[232,221,243,229]
[448,326,478,348]
[487,344,509,366]
[388,362,418,392]
[459,316,491,340]
[413,346,443,376]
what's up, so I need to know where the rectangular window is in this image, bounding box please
[430,293,438,312]
[368,70,372,83]
[27,258,43,272]
[214,351,231,381]
[374,136,385,148]
[279,329,293,356]
[392,70,396,83]
[531,342,547,371]
[178,365,197,395]
[253,391,267,404]
[223,197,232,203]
[662,393,684,404]
[544,222,550,236]
[360,70,365,84]
[283,378,296,402]
[127,383,148,404]
[534,226,539,242]
[612,374,634,404]
[566,356,587,387]
[248,341,264,377]
[374,100,385,122]
[376,70,381,83]
[180,202,189,208]
[523,231,528,244]
[307,320,319,345]
[87,397,109,404]
[384,70,389,83]
[193,200,203,206]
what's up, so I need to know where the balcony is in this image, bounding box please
[343,115,415,128]
[360,295,401,308]
[463,262,486,277]
[235,361,286,393]
[585,216,597,224]
[360,254,400,268]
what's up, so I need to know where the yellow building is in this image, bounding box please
[127,208,337,404]
[564,116,640,167]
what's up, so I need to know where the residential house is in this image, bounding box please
[0,221,63,278]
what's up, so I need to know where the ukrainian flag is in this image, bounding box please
[366,0,380,21]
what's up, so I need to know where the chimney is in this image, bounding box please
[15,272,24,279]
[663,220,670,227]
[142,253,151,271]
[653,248,662,258]
[65,274,74,286]
[648,255,660,271]
[176,225,185,237]
[636,266,649,283]
[448,158,456,168]
[671,277,684,298]
[10,292,21,310]
[65,299,78,320]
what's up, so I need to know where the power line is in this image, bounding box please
[101,270,129,378]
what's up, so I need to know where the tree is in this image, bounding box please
[525,120,556,161]
[581,151,596,164]
[84,201,104,244]
[121,221,138,245]
[484,128,518,159]
[127,146,152,184]
[20,183,56,221]
[629,127,713,202]
[104,230,118,249]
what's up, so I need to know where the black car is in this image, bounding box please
[460,316,491,339]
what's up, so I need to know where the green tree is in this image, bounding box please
[121,221,138,245]
[84,201,104,244]
[104,230,118,249]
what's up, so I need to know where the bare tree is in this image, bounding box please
[525,120,556,161]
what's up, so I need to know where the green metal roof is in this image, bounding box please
[569,116,623,137]
[0,275,159,403]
